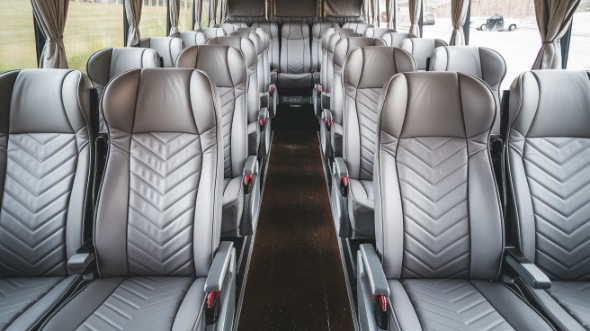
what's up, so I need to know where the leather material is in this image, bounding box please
[97,68,223,278]
[325,31,361,97]
[277,73,313,89]
[320,28,352,90]
[400,38,448,70]
[507,70,590,280]
[136,37,183,67]
[0,276,78,331]
[236,27,271,93]
[380,32,417,47]
[222,177,244,236]
[311,22,339,71]
[179,28,226,46]
[42,277,206,331]
[365,27,395,38]
[374,72,501,280]
[531,282,589,331]
[214,22,249,35]
[342,22,373,34]
[430,46,506,133]
[87,47,160,133]
[251,22,280,70]
[231,29,266,94]
[280,23,311,74]
[348,180,374,237]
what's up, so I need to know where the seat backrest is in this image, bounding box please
[238,27,271,89]
[321,28,352,88]
[380,32,417,47]
[312,22,340,71]
[214,22,249,34]
[206,36,259,125]
[280,23,312,74]
[342,22,373,34]
[97,68,222,277]
[343,47,415,182]
[177,45,248,180]
[0,69,91,277]
[180,28,226,47]
[365,27,395,39]
[400,38,448,70]
[232,30,265,94]
[375,72,501,280]
[331,37,386,125]
[251,21,280,70]
[430,46,506,133]
[87,47,160,133]
[325,30,361,96]
[507,70,590,281]
[136,37,183,67]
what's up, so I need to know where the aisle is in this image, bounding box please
[237,131,354,331]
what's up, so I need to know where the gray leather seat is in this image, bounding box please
[179,28,226,46]
[250,22,280,83]
[206,36,271,159]
[364,27,395,39]
[321,37,385,159]
[214,22,249,34]
[278,22,314,89]
[356,71,553,331]
[0,69,92,330]
[312,22,340,79]
[430,46,506,133]
[342,22,373,34]
[135,37,183,67]
[317,27,353,115]
[177,45,259,237]
[380,31,417,47]
[87,47,160,133]
[400,37,447,70]
[507,70,590,331]
[231,30,265,100]
[41,68,236,330]
[332,47,415,239]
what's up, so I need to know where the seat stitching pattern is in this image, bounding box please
[355,88,381,180]
[546,282,590,329]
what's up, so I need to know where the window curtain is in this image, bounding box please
[125,0,142,46]
[169,0,180,35]
[385,0,392,28]
[30,0,69,68]
[194,0,203,29]
[449,0,469,45]
[408,0,421,36]
[532,0,580,69]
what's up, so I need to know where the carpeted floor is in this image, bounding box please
[237,130,354,331]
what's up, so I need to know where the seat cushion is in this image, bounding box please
[222,177,244,236]
[348,179,374,237]
[530,282,590,331]
[389,279,553,331]
[41,277,206,330]
[277,73,313,89]
[0,276,79,330]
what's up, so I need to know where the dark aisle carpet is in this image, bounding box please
[237,131,354,331]
[271,104,319,132]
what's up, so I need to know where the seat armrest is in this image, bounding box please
[67,242,95,274]
[504,247,551,289]
[258,107,269,128]
[323,109,333,129]
[359,244,390,296]
[243,155,258,178]
[205,241,235,292]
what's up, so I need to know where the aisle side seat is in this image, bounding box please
[380,31,417,47]
[135,36,183,67]
[251,21,280,83]
[400,37,448,71]
[317,27,353,115]
[180,28,226,47]
[365,27,395,39]
[312,22,340,79]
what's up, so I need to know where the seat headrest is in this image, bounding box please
[430,46,506,91]
[231,30,263,55]
[312,22,340,37]
[333,37,386,67]
[365,27,395,38]
[206,36,257,69]
[87,47,160,86]
[381,32,417,47]
[177,45,247,89]
[380,72,495,138]
[0,69,90,134]
[509,70,590,138]
[327,31,362,52]
[344,47,416,89]
[322,28,354,49]
[137,37,183,67]
[103,68,217,134]
[400,38,448,70]
[281,23,310,40]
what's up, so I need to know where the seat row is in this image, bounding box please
[356,69,590,331]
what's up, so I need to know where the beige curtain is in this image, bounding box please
[532,0,580,69]
[30,0,69,68]
[408,0,421,36]
[125,0,142,46]
[385,0,392,28]
[194,0,202,29]
[449,0,469,45]
[169,0,180,35]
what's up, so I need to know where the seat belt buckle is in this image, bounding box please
[339,176,349,197]
[205,290,221,325]
[373,294,388,329]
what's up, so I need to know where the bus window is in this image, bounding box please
[140,0,167,38]
[178,0,195,32]
[567,8,590,70]
[396,0,410,32]
[0,0,37,72]
[469,0,539,90]
[64,0,124,73]
[422,0,453,41]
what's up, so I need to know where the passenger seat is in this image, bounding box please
[380,31,417,47]
[400,38,447,70]
[251,22,280,84]
[179,28,226,46]
[214,22,249,34]
[134,36,183,67]
[342,22,373,34]
[365,27,395,39]
[278,22,314,89]
[0,69,92,330]
[312,22,339,81]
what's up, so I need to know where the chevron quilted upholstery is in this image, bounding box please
[280,23,311,74]
[523,138,590,280]
[546,281,590,329]
[398,138,470,278]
